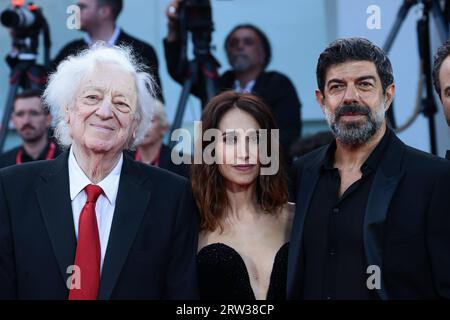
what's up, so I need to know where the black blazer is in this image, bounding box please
[164,39,302,155]
[288,133,450,299]
[158,144,190,179]
[0,152,199,299]
[51,30,164,102]
[0,141,63,169]
[128,144,190,179]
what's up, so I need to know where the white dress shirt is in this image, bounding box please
[83,25,121,47]
[233,79,256,93]
[68,147,123,272]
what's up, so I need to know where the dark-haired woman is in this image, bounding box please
[191,91,294,300]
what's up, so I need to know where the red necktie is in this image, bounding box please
[69,184,103,300]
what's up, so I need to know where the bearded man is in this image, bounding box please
[287,38,450,300]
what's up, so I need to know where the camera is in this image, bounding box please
[1,1,47,58]
[178,0,214,56]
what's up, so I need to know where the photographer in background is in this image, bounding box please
[0,89,62,168]
[164,0,302,160]
[5,0,164,102]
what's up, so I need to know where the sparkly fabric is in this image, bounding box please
[197,242,289,300]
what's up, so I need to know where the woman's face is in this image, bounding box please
[216,108,260,188]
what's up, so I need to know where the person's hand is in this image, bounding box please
[166,0,183,41]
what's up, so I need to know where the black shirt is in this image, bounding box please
[301,128,392,300]
[0,140,62,169]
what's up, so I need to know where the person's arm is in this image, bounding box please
[0,173,17,299]
[164,0,186,84]
[163,0,210,100]
[163,180,199,299]
[426,168,450,298]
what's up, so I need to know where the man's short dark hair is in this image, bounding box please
[432,40,450,97]
[224,24,272,69]
[97,0,123,20]
[316,37,394,95]
[14,89,49,114]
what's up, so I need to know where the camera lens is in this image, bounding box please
[1,8,35,28]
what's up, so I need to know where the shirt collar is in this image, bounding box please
[233,79,256,93]
[320,127,392,174]
[83,25,121,47]
[68,146,123,205]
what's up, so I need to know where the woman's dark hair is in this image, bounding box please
[191,91,288,232]
[224,24,272,69]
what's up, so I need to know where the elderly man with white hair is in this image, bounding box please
[0,45,199,300]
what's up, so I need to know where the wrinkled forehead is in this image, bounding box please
[76,62,137,98]
[325,60,380,83]
[227,28,262,46]
[14,96,43,111]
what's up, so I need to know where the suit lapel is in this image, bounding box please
[287,148,325,299]
[363,133,405,300]
[35,151,76,287]
[98,157,152,300]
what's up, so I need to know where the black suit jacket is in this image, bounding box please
[51,30,163,102]
[288,133,450,299]
[0,141,63,169]
[446,150,450,160]
[164,39,302,155]
[128,144,190,179]
[159,144,190,179]
[0,152,199,299]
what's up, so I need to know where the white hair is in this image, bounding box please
[43,44,156,150]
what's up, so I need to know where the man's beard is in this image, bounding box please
[230,54,252,72]
[325,103,386,146]
[19,125,44,143]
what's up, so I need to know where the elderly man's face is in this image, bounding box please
[68,62,138,154]
[438,55,450,126]
[316,60,395,145]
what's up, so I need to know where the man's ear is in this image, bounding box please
[315,89,326,113]
[45,114,53,127]
[64,106,70,123]
[384,84,396,111]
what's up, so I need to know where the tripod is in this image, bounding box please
[168,12,220,148]
[0,5,51,153]
[383,0,449,155]
[169,53,219,149]
[0,61,48,153]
